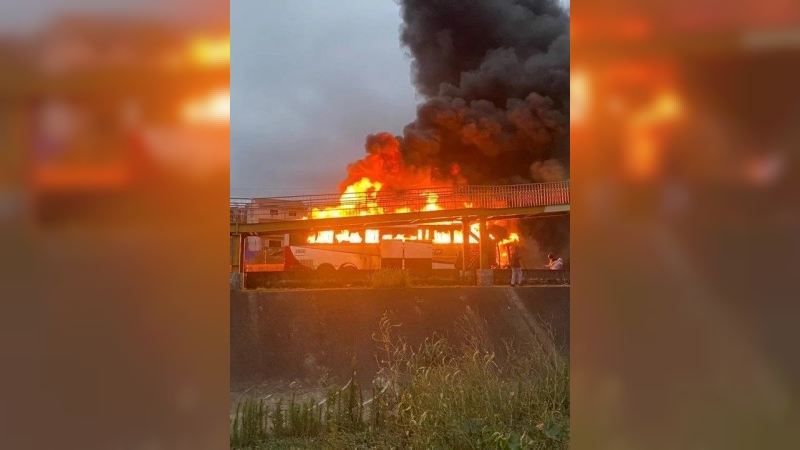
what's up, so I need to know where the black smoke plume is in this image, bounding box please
[340,0,570,258]
[342,0,569,188]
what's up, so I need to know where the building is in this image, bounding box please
[249,197,309,222]
[233,197,311,259]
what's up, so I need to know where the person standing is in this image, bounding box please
[510,247,524,286]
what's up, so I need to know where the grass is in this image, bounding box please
[231,311,569,449]
[368,269,414,288]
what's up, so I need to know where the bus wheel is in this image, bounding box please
[316,263,336,279]
[338,264,358,272]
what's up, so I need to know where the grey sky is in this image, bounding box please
[231,0,418,197]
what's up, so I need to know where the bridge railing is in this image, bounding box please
[230,181,569,224]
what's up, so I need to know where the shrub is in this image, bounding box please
[230,398,268,448]
[368,269,413,288]
[231,311,569,449]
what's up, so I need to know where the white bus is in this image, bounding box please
[242,225,483,272]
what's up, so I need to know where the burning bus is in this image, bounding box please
[242,221,519,273]
[284,238,439,272]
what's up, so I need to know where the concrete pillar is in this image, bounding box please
[230,234,247,290]
[231,234,244,273]
[479,218,490,269]
[230,273,244,291]
[477,217,494,286]
[461,219,471,269]
[459,219,474,285]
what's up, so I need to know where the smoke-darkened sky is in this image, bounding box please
[231,0,418,197]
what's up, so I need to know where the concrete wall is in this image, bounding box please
[231,286,569,385]
[241,269,569,289]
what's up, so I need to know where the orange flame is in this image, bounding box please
[302,176,478,245]
[422,192,442,211]
[309,177,384,219]
[451,223,481,244]
[335,230,364,244]
[365,229,380,244]
[496,232,521,266]
[497,232,520,246]
[433,230,452,244]
[306,223,493,246]
[305,177,451,221]
[307,230,334,244]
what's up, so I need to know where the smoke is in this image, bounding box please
[339,0,570,256]
[520,214,570,264]
[530,158,568,182]
[343,0,570,189]
[340,132,440,191]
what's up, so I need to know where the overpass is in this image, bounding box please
[230,181,569,284]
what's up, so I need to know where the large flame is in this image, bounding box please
[307,228,381,244]
[306,177,450,220]
[306,224,487,246]
[496,232,521,266]
[497,232,520,247]
[451,223,481,245]
[309,177,384,219]
[423,192,442,211]
[301,176,498,246]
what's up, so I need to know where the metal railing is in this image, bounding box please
[231,181,569,224]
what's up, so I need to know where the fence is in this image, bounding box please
[230,181,569,224]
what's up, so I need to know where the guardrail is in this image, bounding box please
[230,181,569,224]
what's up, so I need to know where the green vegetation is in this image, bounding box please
[368,269,414,288]
[231,312,569,449]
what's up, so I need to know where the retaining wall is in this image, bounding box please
[231,286,569,385]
